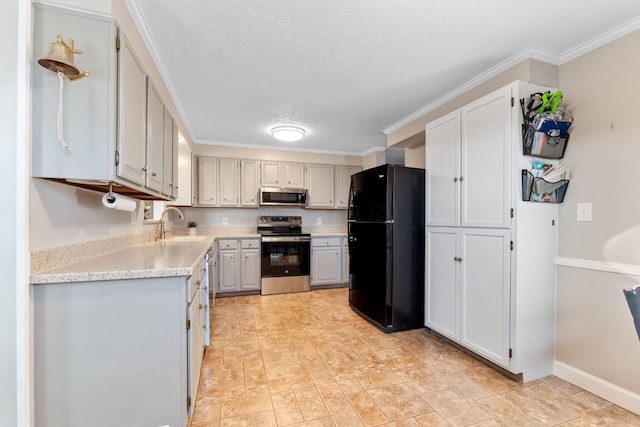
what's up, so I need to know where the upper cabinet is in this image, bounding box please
[240,160,260,207]
[197,157,260,208]
[335,166,361,208]
[32,4,179,200]
[260,161,304,188]
[306,164,335,208]
[426,86,511,228]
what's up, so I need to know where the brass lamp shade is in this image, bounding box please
[38,35,89,80]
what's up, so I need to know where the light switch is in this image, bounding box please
[222,217,228,225]
[577,203,592,222]
[317,218,322,225]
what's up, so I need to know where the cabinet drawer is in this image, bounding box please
[312,237,341,247]
[218,239,238,250]
[241,239,260,249]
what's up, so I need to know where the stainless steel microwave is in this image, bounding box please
[260,187,308,206]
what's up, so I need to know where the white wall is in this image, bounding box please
[2,1,30,425]
[554,28,640,406]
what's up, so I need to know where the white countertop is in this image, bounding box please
[31,235,216,285]
[310,233,347,237]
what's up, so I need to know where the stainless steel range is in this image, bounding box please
[258,216,311,295]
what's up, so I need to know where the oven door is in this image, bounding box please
[261,238,310,278]
[261,237,311,295]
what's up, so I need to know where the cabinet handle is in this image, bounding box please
[199,304,203,309]
[152,172,157,177]
[459,176,464,181]
[454,257,463,262]
[453,177,458,182]
[142,166,147,172]
[196,280,201,286]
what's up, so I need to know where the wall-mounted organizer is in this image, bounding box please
[520,91,573,159]
[521,170,569,203]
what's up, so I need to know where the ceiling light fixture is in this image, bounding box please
[271,126,306,142]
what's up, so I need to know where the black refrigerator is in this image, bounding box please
[348,164,425,333]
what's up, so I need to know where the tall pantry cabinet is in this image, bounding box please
[425,81,559,381]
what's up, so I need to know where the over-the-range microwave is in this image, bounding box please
[260,187,308,206]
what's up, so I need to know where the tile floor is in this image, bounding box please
[190,288,640,426]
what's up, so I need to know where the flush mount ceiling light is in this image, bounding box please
[271,126,306,142]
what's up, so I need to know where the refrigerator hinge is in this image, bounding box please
[510,241,514,251]
[509,348,513,358]
[187,396,191,408]
[186,320,191,330]
[115,150,119,166]
[511,97,514,107]
[510,208,514,218]
[115,35,120,52]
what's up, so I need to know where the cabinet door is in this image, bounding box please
[461,88,511,228]
[425,227,460,341]
[219,158,239,206]
[240,160,260,207]
[426,112,460,226]
[162,107,174,196]
[336,166,361,208]
[145,80,164,192]
[198,157,217,206]
[284,162,305,188]
[218,250,238,292]
[171,121,179,199]
[241,249,260,290]
[117,36,147,186]
[460,228,511,368]
[307,164,335,208]
[260,161,281,187]
[312,247,341,285]
[176,149,192,205]
[342,239,349,283]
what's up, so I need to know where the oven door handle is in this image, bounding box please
[261,236,311,243]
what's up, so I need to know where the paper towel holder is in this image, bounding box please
[106,183,115,203]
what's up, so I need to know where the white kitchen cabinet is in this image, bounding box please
[219,158,239,206]
[217,239,261,292]
[424,81,559,381]
[425,227,511,367]
[198,157,218,206]
[33,267,212,426]
[312,237,343,286]
[336,166,361,208]
[342,237,349,283]
[426,87,511,228]
[145,79,164,192]
[174,148,193,206]
[163,108,178,198]
[240,160,260,207]
[306,164,335,208]
[32,4,177,200]
[260,161,305,188]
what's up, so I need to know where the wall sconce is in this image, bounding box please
[37,35,90,150]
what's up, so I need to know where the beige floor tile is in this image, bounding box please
[219,409,278,427]
[367,383,433,421]
[422,387,494,427]
[219,393,273,419]
[332,411,366,427]
[317,382,354,415]
[295,385,330,420]
[345,391,390,426]
[196,289,638,427]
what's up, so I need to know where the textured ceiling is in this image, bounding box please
[130,0,640,154]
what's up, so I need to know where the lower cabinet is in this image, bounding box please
[312,236,348,286]
[33,267,210,427]
[425,227,511,368]
[217,238,261,293]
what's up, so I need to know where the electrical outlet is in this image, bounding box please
[317,218,322,225]
[577,203,592,222]
[222,217,228,225]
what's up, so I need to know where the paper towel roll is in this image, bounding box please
[102,192,137,212]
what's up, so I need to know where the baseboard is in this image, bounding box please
[554,361,640,415]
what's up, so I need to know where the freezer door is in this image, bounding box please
[348,165,391,222]
[348,221,391,331]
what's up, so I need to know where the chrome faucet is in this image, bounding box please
[155,206,185,241]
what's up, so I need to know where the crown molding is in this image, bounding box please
[382,47,561,135]
[123,0,196,141]
[195,139,379,157]
[559,16,640,63]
